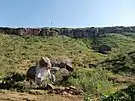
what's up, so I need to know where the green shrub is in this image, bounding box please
[103,84,135,101]
[84,94,93,101]
[67,68,112,95]
[1,72,26,89]
[99,51,135,76]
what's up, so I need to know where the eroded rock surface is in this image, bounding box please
[1,26,135,38]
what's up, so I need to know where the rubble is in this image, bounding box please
[48,86,83,95]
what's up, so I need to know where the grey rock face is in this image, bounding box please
[1,26,135,38]
[26,66,36,82]
[51,58,73,72]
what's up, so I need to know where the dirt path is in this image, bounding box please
[0,90,83,101]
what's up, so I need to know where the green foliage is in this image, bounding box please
[84,94,93,101]
[99,51,135,76]
[83,34,135,54]
[1,33,135,99]
[0,72,26,89]
[0,34,106,77]
[67,68,112,95]
[103,84,135,101]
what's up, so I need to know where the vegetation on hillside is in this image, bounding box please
[1,33,135,100]
[103,84,135,101]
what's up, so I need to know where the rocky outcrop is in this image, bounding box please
[26,57,53,87]
[99,45,111,54]
[50,57,73,82]
[26,56,73,86]
[1,26,135,38]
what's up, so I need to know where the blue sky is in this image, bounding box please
[0,0,135,28]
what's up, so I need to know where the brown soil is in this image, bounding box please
[108,75,135,83]
[0,90,83,101]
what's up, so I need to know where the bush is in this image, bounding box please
[103,84,135,101]
[1,72,26,89]
[67,68,112,95]
[12,81,32,91]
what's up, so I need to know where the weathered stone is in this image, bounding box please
[62,91,68,95]
[99,45,111,54]
[69,86,76,90]
[51,57,73,72]
[26,66,36,82]
[35,57,52,86]
[46,83,55,90]
[26,57,53,87]
[60,68,70,81]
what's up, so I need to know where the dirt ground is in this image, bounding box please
[0,90,83,101]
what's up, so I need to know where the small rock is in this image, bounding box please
[51,57,74,72]
[62,91,68,95]
[68,90,74,95]
[69,86,76,90]
[57,86,65,90]
[46,84,55,90]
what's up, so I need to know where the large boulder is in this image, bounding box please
[99,45,111,54]
[26,56,74,87]
[26,66,36,82]
[26,57,52,86]
[50,57,74,82]
[35,57,52,86]
[51,57,73,72]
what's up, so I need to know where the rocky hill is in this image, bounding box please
[1,27,135,100]
[1,26,135,38]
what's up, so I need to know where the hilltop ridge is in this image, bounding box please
[1,26,135,38]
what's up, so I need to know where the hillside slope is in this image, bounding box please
[1,33,135,100]
[0,33,135,76]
